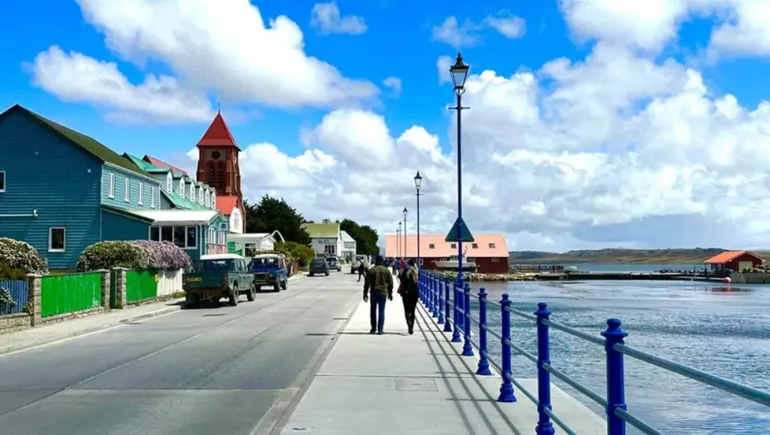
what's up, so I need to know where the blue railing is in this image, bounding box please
[0,279,28,316]
[417,270,770,435]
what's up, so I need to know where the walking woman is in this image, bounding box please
[400,259,419,335]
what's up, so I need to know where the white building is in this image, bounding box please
[302,223,344,257]
[340,230,357,262]
[226,232,283,257]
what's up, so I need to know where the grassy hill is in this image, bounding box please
[508,248,770,264]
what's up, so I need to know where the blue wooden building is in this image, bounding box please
[0,104,228,269]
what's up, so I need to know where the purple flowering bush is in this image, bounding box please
[77,240,192,272]
[130,240,191,269]
[0,237,49,275]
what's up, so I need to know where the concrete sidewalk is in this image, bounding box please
[0,273,307,356]
[280,294,606,434]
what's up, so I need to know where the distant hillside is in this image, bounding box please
[508,248,770,264]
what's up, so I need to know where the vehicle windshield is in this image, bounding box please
[195,259,236,272]
[311,259,326,266]
[251,257,279,267]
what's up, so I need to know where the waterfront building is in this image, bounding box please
[194,112,245,234]
[383,234,510,274]
[705,250,764,274]
[0,104,229,269]
[303,223,344,257]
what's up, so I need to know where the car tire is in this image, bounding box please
[247,284,256,301]
[228,289,239,306]
[325,272,329,276]
[273,282,280,292]
[281,280,287,290]
[309,273,314,277]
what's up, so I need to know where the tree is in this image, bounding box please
[274,241,315,267]
[340,219,379,256]
[244,195,312,245]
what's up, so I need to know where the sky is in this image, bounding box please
[4,0,770,252]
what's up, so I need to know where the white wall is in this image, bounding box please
[157,269,183,297]
[312,237,342,256]
[229,207,243,233]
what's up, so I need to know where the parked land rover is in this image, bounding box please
[183,254,256,307]
[250,253,288,292]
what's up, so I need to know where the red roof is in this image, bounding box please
[704,250,764,264]
[216,196,239,216]
[143,155,189,176]
[197,112,240,150]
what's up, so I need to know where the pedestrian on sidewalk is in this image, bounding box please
[363,255,393,335]
[357,262,366,282]
[400,259,419,335]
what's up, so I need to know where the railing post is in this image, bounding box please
[456,280,464,328]
[462,282,474,356]
[437,277,445,324]
[432,277,439,318]
[498,293,516,402]
[535,302,554,435]
[443,277,452,332]
[602,318,628,435]
[419,270,424,303]
[451,279,462,342]
[475,287,491,375]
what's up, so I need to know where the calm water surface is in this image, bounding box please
[474,278,770,434]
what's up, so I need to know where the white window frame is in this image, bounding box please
[188,182,194,199]
[0,170,5,193]
[124,178,130,202]
[212,193,216,209]
[148,225,198,249]
[179,179,185,198]
[205,190,210,207]
[151,186,156,208]
[108,173,115,198]
[138,182,144,205]
[198,187,203,204]
[166,172,173,192]
[48,227,66,252]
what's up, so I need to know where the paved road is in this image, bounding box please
[0,271,363,435]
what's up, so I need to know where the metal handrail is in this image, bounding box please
[417,270,770,435]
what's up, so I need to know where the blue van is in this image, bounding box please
[249,254,288,292]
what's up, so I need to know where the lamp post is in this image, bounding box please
[449,53,470,282]
[397,222,402,259]
[403,207,408,261]
[414,171,422,268]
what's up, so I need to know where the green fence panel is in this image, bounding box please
[125,269,158,303]
[40,273,103,318]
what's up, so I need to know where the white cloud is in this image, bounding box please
[30,0,379,122]
[437,56,453,84]
[28,46,214,124]
[310,2,367,35]
[432,11,526,48]
[382,77,402,96]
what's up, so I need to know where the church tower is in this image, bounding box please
[196,111,245,233]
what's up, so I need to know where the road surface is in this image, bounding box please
[0,271,363,435]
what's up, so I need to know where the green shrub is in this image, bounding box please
[0,237,48,275]
[76,241,152,272]
[0,264,28,280]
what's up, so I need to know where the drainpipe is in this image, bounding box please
[0,209,38,218]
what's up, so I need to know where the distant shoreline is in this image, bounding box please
[508,248,769,265]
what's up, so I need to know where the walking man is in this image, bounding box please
[363,255,394,335]
[400,259,419,335]
[357,261,366,282]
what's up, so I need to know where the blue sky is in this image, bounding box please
[5,0,770,250]
[4,0,769,162]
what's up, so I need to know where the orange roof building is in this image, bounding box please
[704,250,763,273]
[385,233,509,274]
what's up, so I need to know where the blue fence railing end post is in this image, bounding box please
[535,302,554,435]
[432,275,439,318]
[602,318,628,435]
[437,277,445,324]
[451,280,462,342]
[475,287,492,375]
[462,282,474,356]
[443,277,452,332]
[498,293,516,402]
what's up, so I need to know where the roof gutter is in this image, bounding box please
[0,209,38,218]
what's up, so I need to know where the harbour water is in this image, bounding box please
[473,265,770,434]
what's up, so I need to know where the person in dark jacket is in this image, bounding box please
[357,262,366,282]
[363,255,394,335]
[400,259,419,334]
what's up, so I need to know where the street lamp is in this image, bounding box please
[397,222,402,259]
[403,207,408,260]
[449,52,469,279]
[414,171,422,268]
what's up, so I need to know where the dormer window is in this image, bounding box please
[188,182,194,199]
[211,193,216,209]
[198,187,203,204]
[205,189,210,207]
[166,172,172,192]
[179,178,185,198]
[488,243,496,248]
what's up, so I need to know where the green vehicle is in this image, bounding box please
[249,254,288,292]
[309,258,330,277]
[183,254,256,307]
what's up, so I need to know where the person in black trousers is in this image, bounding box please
[400,259,419,335]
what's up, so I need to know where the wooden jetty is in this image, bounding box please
[534,272,724,282]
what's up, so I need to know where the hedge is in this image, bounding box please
[0,237,49,275]
[76,240,192,272]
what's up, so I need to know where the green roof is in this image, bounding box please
[161,189,211,211]
[5,105,152,178]
[124,154,163,173]
[302,223,340,238]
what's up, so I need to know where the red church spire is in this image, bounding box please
[196,111,240,150]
